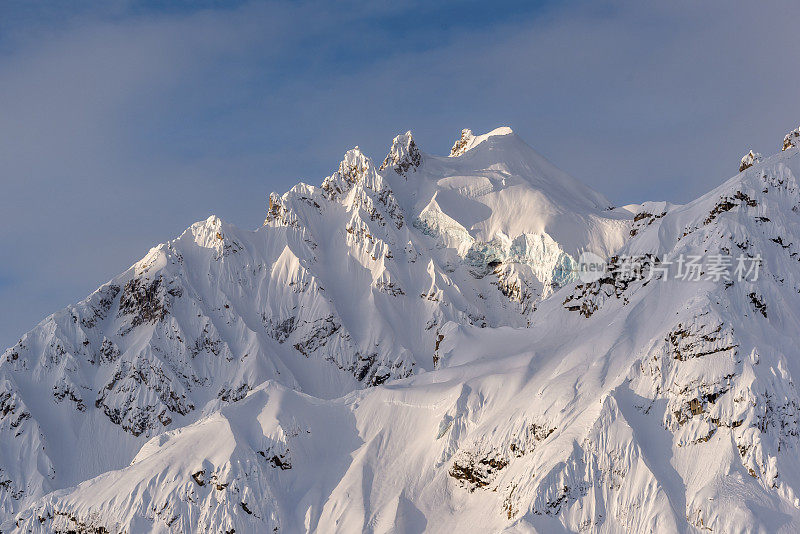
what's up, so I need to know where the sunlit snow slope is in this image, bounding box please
[5,126,800,533]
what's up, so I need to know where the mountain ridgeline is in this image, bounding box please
[4,126,800,532]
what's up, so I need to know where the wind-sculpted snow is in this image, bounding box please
[5,127,800,532]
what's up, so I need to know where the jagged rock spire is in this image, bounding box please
[449,129,475,157]
[319,147,381,200]
[783,126,800,151]
[264,192,285,225]
[739,150,762,172]
[337,147,374,183]
[379,131,421,176]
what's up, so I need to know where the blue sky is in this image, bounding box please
[1,0,799,348]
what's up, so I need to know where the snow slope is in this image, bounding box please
[5,126,800,533]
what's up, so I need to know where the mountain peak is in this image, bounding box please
[11,122,800,534]
[318,147,379,200]
[338,146,373,177]
[379,131,421,176]
[449,126,514,157]
[739,149,762,172]
[783,126,800,151]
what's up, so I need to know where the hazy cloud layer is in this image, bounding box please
[1,0,799,347]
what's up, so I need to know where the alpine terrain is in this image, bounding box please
[4,125,800,533]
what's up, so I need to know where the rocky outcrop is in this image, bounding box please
[739,149,762,172]
[449,128,475,157]
[379,131,421,176]
[783,126,800,151]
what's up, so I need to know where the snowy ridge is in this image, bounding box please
[448,127,514,157]
[4,127,800,532]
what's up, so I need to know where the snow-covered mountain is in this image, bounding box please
[4,126,800,533]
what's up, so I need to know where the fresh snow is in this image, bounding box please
[3,126,800,532]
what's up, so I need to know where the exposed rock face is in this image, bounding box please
[379,131,422,176]
[739,149,762,171]
[783,126,800,151]
[321,147,377,199]
[449,128,475,157]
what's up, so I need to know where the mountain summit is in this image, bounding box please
[4,127,800,533]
